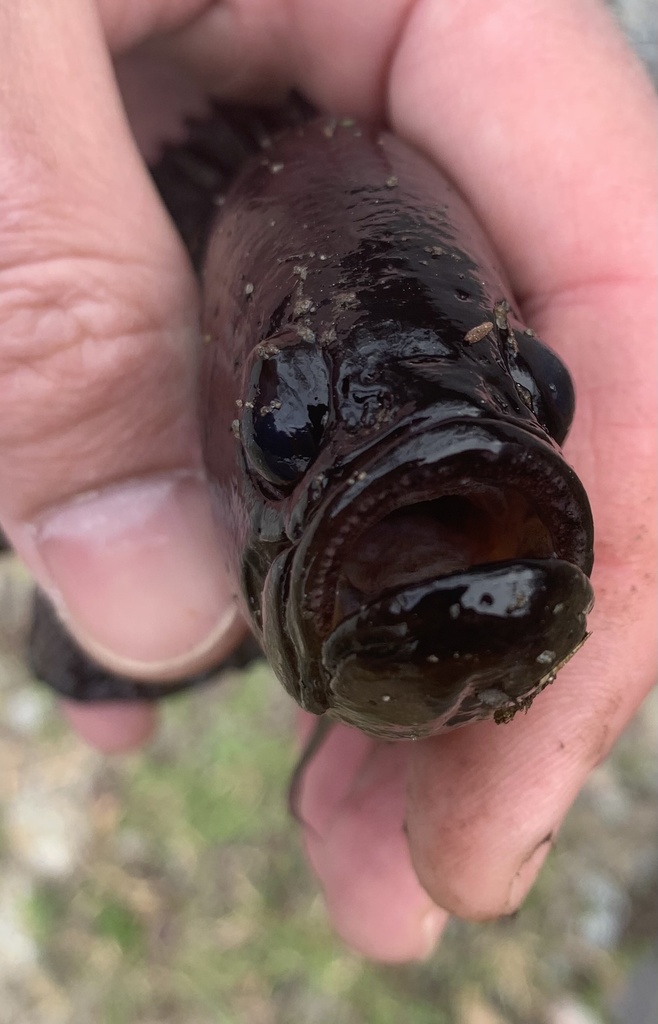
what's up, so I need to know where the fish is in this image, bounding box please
[26,101,594,741]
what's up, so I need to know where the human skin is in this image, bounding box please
[0,0,655,962]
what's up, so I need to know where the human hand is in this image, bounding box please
[1,0,655,962]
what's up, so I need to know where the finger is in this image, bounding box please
[0,2,242,680]
[388,0,656,292]
[298,718,447,961]
[405,619,655,921]
[141,0,414,112]
[61,699,157,752]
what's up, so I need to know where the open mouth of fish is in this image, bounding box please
[290,418,594,738]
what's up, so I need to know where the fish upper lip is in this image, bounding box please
[285,411,557,543]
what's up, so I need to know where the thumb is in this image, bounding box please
[0,3,240,680]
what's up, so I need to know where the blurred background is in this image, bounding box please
[0,3,656,1022]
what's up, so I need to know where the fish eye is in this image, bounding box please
[511,333,576,444]
[241,337,331,488]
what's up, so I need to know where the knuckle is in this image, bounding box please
[1,260,143,417]
[409,844,505,921]
[0,255,195,504]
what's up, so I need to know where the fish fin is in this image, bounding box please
[150,94,314,270]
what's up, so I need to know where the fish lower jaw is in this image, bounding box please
[319,557,593,737]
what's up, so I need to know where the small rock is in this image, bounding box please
[547,998,604,1024]
[6,786,91,878]
[3,688,49,736]
[577,871,629,949]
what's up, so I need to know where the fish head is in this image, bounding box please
[237,316,593,738]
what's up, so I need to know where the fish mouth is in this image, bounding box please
[334,489,556,621]
[288,418,594,735]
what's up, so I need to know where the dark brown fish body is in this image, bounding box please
[28,106,594,740]
[199,115,593,738]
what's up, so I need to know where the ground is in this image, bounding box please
[0,553,656,1024]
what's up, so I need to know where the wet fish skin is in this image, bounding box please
[199,114,594,738]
